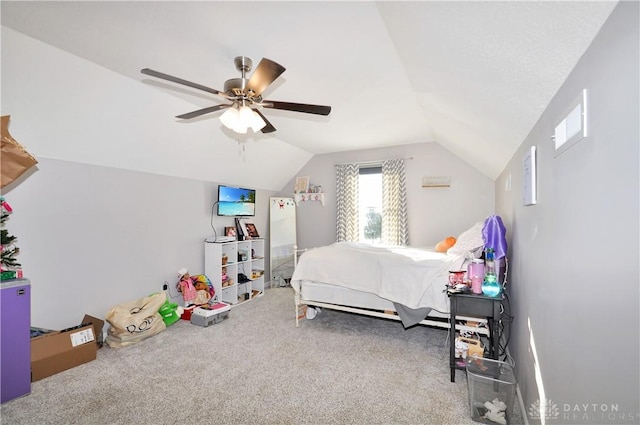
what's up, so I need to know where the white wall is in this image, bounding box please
[495,2,639,422]
[2,158,274,330]
[280,141,495,249]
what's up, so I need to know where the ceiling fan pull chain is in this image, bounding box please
[237,139,246,154]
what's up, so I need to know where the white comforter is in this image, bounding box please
[291,242,466,313]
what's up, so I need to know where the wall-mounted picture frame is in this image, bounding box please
[245,223,260,238]
[224,226,237,238]
[295,176,309,193]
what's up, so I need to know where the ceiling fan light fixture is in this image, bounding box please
[234,125,248,135]
[220,107,240,131]
[246,108,267,132]
[238,105,257,129]
[221,105,266,134]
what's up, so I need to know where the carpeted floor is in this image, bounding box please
[1,287,522,424]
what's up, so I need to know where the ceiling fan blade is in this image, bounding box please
[254,109,276,133]
[263,100,331,116]
[176,104,230,120]
[141,68,228,98]
[245,58,286,97]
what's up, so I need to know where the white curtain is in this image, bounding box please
[335,163,360,242]
[382,159,408,245]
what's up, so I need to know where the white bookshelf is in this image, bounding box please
[204,238,265,305]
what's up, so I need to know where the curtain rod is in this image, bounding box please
[335,156,413,167]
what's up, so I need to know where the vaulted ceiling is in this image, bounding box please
[1,1,617,186]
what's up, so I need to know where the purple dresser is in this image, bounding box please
[1,278,31,403]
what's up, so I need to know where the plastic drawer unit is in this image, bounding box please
[190,303,230,327]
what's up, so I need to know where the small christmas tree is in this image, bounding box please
[1,197,21,271]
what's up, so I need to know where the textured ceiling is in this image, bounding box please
[1,1,617,179]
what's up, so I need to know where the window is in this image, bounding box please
[336,159,407,245]
[358,167,382,244]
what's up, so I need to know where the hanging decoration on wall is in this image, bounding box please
[1,116,38,188]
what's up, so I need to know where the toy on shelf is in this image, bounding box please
[221,267,234,287]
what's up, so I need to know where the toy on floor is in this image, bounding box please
[176,269,217,307]
[192,274,215,299]
[306,306,321,320]
[158,300,183,326]
[483,398,507,425]
[177,268,197,306]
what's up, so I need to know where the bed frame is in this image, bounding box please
[293,278,489,337]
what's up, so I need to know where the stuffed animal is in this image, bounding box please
[193,280,208,292]
[192,274,215,299]
[221,267,234,287]
[193,289,211,305]
[158,300,183,326]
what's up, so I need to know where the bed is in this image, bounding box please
[291,217,507,336]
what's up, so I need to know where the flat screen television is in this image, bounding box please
[217,185,256,217]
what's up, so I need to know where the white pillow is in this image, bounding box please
[447,222,485,256]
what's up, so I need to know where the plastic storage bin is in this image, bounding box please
[466,357,516,424]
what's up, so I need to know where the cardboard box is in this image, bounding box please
[30,315,104,382]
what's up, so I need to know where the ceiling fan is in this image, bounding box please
[141,56,331,134]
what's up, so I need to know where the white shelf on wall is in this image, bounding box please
[294,193,325,206]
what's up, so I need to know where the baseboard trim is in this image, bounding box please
[517,382,529,425]
[504,345,529,425]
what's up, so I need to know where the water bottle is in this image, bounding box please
[484,248,495,274]
[468,259,484,294]
[482,247,501,297]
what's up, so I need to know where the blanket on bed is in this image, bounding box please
[291,242,466,325]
